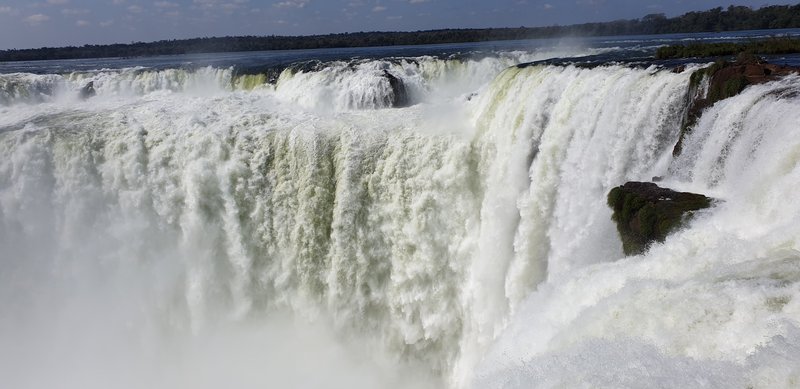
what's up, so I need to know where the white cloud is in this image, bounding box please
[386,15,402,20]
[24,13,50,25]
[112,0,126,4]
[543,3,553,9]
[62,8,90,15]
[127,4,143,12]
[99,19,114,27]
[46,0,69,5]
[0,6,13,14]
[576,0,606,5]
[409,0,428,3]
[154,1,178,8]
[372,5,386,12]
[274,0,309,8]
[76,19,89,26]
[192,0,246,11]
[221,3,240,11]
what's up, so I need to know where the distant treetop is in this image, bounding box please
[3,3,800,62]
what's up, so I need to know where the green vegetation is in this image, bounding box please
[671,51,792,156]
[688,60,726,89]
[697,56,754,103]
[608,182,712,255]
[4,4,800,62]
[656,37,800,59]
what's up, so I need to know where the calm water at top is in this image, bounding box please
[2,28,800,74]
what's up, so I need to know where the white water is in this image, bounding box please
[2,51,800,388]
[0,48,598,109]
[474,74,800,388]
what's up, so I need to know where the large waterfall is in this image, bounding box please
[2,51,799,388]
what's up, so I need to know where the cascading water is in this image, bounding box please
[472,73,800,388]
[2,45,800,389]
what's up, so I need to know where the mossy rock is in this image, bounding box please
[673,55,797,156]
[608,182,712,256]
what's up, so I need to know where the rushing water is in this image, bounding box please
[2,31,800,388]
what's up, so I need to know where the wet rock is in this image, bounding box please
[383,70,409,108]
[607,182,712,256]
[674,54,799,155]
[79,81,96,100]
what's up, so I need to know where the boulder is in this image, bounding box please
[383,70,409,108]
[79,81,96,100]
[607,182,712,256]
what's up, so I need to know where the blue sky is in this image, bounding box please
[0,0,791,49]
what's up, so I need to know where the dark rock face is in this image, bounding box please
[79,81,96,100]
[607,182,712,256]
[674,54,798,155]
[383,70,409,108]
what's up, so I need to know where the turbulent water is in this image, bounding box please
[2,39,800,389]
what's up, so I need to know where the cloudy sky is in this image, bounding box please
[0,0,789,49]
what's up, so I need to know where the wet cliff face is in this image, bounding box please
[607,182,712,256]
[674,54,799,156]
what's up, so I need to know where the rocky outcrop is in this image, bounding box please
[383,70,409,108]
[79,81,96,100]
[607,182,712,256]
[674,53,798,155]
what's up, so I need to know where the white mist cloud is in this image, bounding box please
[372,5,386,12]
[76,19,90,27]
[46,0,70,5]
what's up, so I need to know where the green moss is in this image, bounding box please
[607,182,712,256]
[637,203,656,237]
[707,74,749,102]
[607,186,622,209]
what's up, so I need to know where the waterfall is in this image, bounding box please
[2,57,799,388]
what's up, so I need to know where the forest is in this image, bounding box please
[2,4,800,62]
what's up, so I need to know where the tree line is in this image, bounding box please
[656,37,800,59]
[3,4,800,62]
